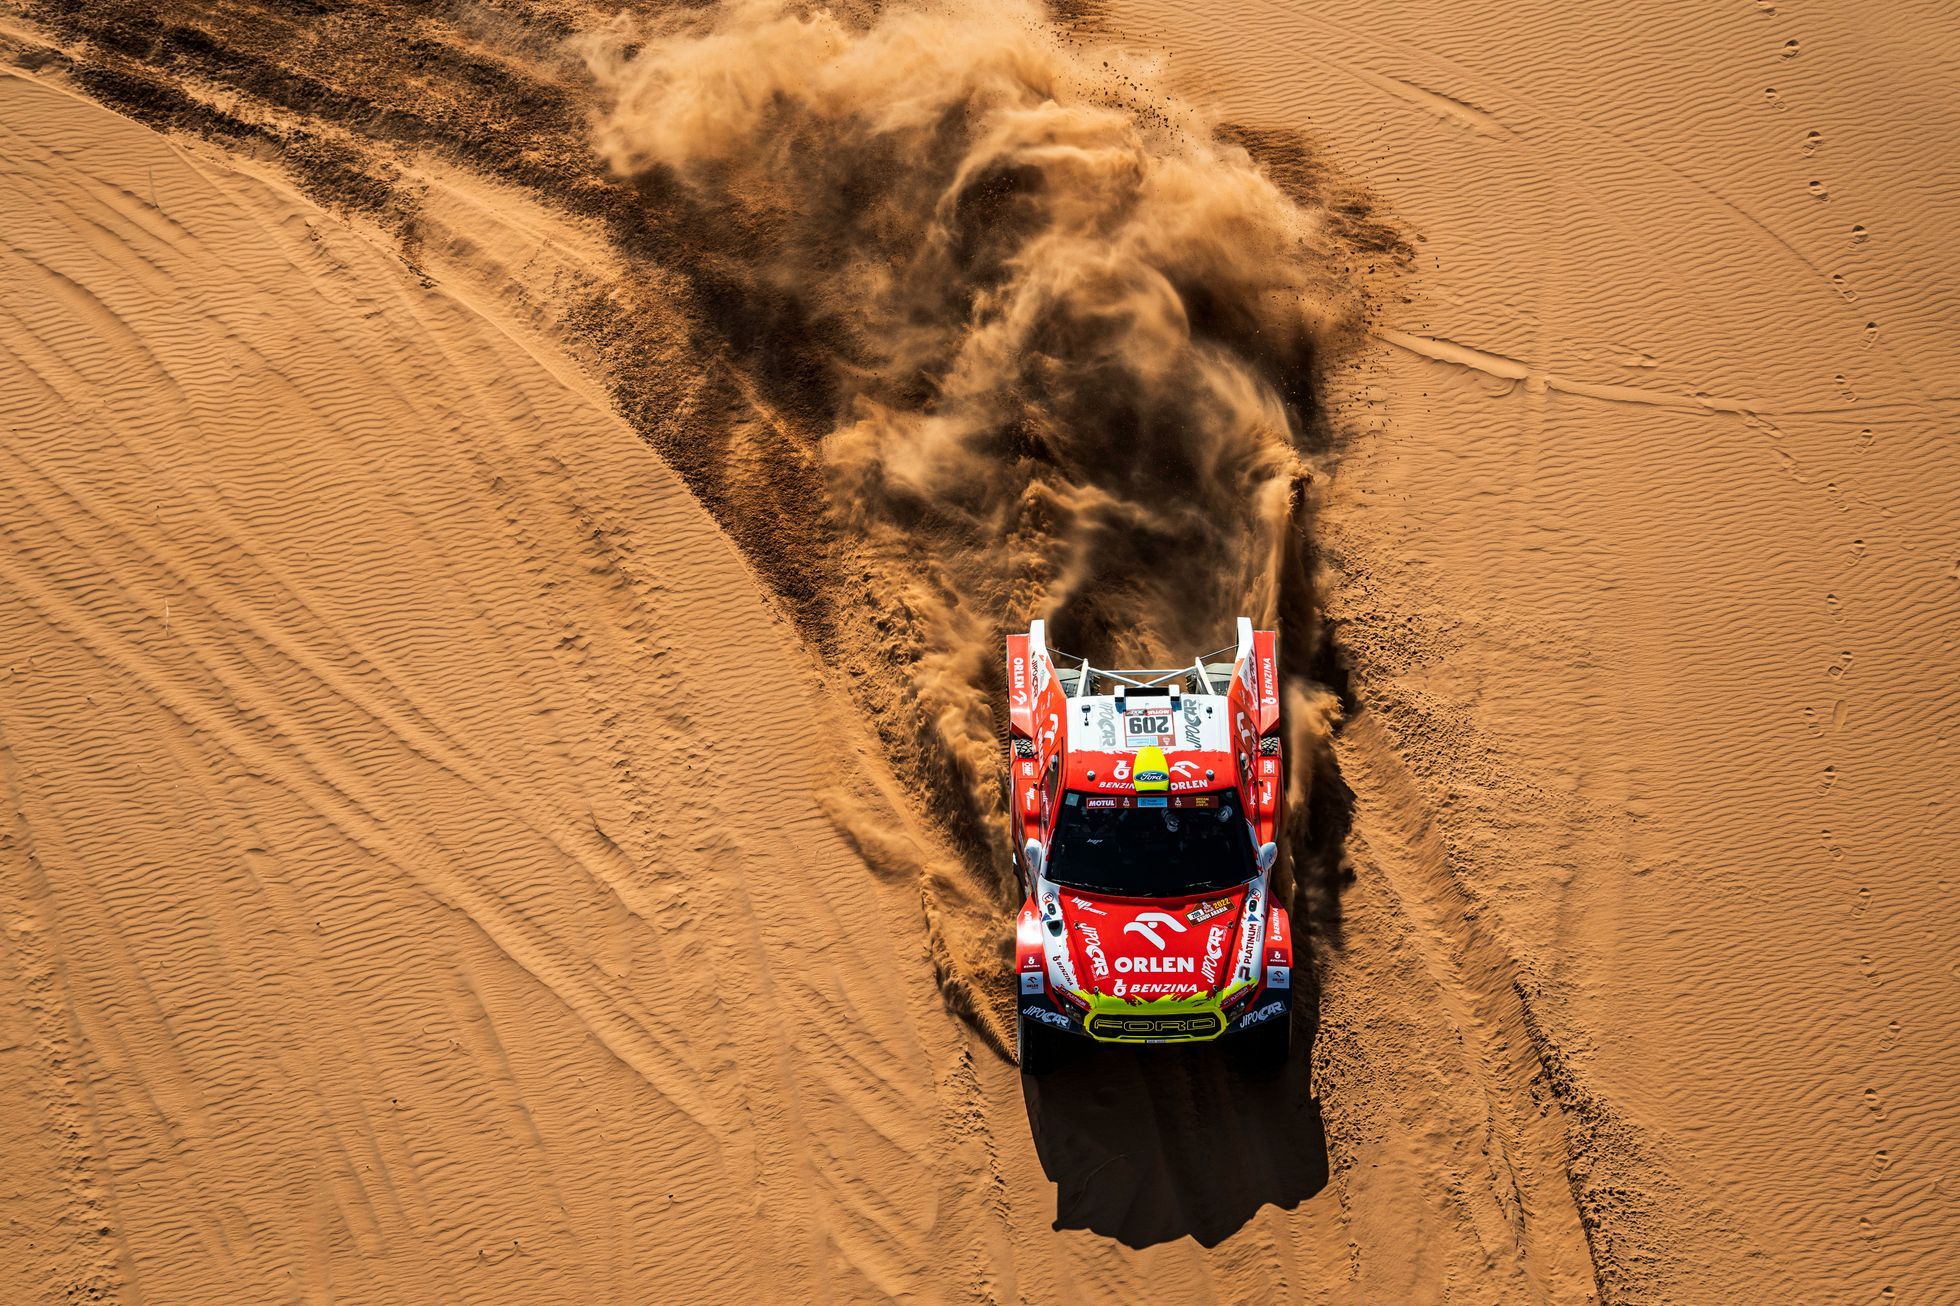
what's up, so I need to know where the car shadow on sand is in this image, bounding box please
[1019,1005,1327,1248]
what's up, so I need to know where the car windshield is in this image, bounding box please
[1045,792,1255,896]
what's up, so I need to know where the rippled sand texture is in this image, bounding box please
[3,0,1958,1302]
[1095,0,1960,1299]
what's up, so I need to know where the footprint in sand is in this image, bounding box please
[1851,223,1870,244]
[1764,86,1787,110]
[1781,39,1802,59]
[1803,129,1823,155]
[1828,650,1855,679]
[1809,179,1830,200]
[1855,886,1871,915]
[1863,321,1880,347]
[1864,1087,1887,1120]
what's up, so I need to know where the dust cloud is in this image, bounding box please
[582,0,1372,1033]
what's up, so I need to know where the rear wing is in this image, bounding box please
[1007,616,1285,849]
[1008,617,1280,734]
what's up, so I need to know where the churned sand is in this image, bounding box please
[2,1,1956,1302]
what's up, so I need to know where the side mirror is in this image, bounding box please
[1256,841,1278,873]
[1023,838,1045,878]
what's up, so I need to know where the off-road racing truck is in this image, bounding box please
[1007,618,1293,1074]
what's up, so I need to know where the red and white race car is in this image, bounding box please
[1007,618,1293,1074]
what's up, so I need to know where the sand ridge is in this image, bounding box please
[3,0,1958,1302]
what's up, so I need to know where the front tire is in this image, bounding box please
[1016,1010,1059,1076]
[1234,1010,1291,1075]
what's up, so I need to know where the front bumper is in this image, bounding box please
[1019,984,1288,1045]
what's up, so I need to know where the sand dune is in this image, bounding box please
[0,70,994,1301]
[2,0,1957,1302]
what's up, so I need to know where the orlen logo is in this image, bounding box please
[1115,955,1196,974]
[1122,911,1187,949]
[1010,655,1028,700]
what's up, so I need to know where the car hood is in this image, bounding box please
[1053,882,1254,1001]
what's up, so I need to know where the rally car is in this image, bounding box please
[1007,617,1293,1074]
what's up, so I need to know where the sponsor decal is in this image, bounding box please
[1020,971,1046,994]
[1111,977,1127,997]
[1122,911,1188,950]
[1010,655,1027,702]
[1114,955,1195,974]
[1112,759,1131,782]
[1070,896,1106,915]
[1085,797,1118,809]
[1137,795,1168,808]
[1039,711,1059,755]
[1034,655,1051,696]
[1260,652,1276,706]
[1193,795,1213,808]
[1266,966,1290,989]
[1078,925,1111,978]
[1123,981,1202,995]
[1182,699,1204,748]
[1240,999,1286,1028]
[1097,703,1118,749]
[1201,924,1227,985]
[1124,708,1174,748]
[1186,897,1232,925]
[1235,709,1255,755]
[1022,1005,1072,1030]
[1169,759,1202,778]
[1234,886,1266,984]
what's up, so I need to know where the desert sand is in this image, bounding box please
[2,1,1956,1303]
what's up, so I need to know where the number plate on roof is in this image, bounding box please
[1123,708,1174,748]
